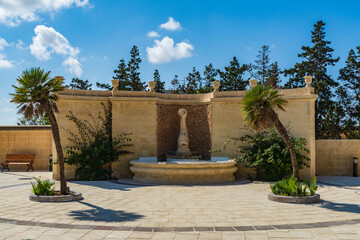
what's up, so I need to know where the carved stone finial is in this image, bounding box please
[176,108,191,157]
[148,81,156,92]
[249,79,258,89]
[111,79,119,91]
[304,76,313,88]
[212,81,220,92]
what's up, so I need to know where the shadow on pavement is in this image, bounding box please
[69,180,144,191]
[320,200,360,214]
[69,201,144,222]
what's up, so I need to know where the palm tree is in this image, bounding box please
[11,67,68,194]
[241,84,300,180]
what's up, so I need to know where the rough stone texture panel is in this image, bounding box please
[157,104,211,160]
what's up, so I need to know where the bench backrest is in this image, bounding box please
[5,154,35,164]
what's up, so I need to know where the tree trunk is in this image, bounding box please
[274,117,300,180]
[46,104,67,194]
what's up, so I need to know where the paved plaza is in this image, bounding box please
[1,171,360,240]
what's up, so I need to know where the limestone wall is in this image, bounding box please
[53,83,318,180]
[0,126,52,171]
[52,90,111,180]
[210,88,317,179]
[316,140,360,176]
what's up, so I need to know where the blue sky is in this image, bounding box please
[0,0,360,124]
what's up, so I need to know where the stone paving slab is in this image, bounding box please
[1,171,360,239]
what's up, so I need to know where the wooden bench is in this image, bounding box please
[1,154,35,172]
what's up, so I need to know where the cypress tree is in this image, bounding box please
[283,21,340,138]
[153,69,165,93]
[218,57,249,91]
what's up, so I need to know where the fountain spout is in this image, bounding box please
[176,108,192,157]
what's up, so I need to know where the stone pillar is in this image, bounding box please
[148,81,156,92]
[249,79,258,88]
[212,81,220,92]
[304,76,313,88]
[111,79,119,91]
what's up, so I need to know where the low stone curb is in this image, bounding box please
[29,191,83,202]
[268,193,320,204]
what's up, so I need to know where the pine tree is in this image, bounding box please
[251,45,281,87]
[218,57,249,91]
[184,67,201,94]
[170,75,181,94]
[128,46,146,91]
[95,82,112,91]
[201,63,217,93]
[337,47,360,138]
[267,62,282,88]
[153,69,165,93]
[253,45,271,84]
[67,78,92,90]
[113,59,131,90]
[283,21,340,138]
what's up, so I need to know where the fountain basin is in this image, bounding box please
[130,157,238,184]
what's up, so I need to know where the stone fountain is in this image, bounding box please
[165,108,201,160]
[129,107,237,184]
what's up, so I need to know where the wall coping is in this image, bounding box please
[58,87,318,104]
[0,125,52,130]
[316,139,360,141]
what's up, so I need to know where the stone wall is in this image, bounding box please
[0,126,52,171]
[316,140,360,176]
[210,88,317,179]
[53,83,318,180]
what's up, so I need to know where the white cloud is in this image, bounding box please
[0,0,89,26]
[0,38,9,50]
[63,56,82,77]
[3,107,15,113]
[147,31,160,38]
[16,40,27,50]
[146,36,194,64]
[30,25,82,76]
[159,17,181,31]
[30,25,79,60]
[0,40,14,68]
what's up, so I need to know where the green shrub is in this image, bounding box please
[65,101,133,180]
[270,176,318,196]
[31,177,55,196]
[216,128,310,181]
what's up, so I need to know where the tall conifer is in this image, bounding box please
[218,57,248,91]
[153,69,165,93]
[284,21,340,138]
